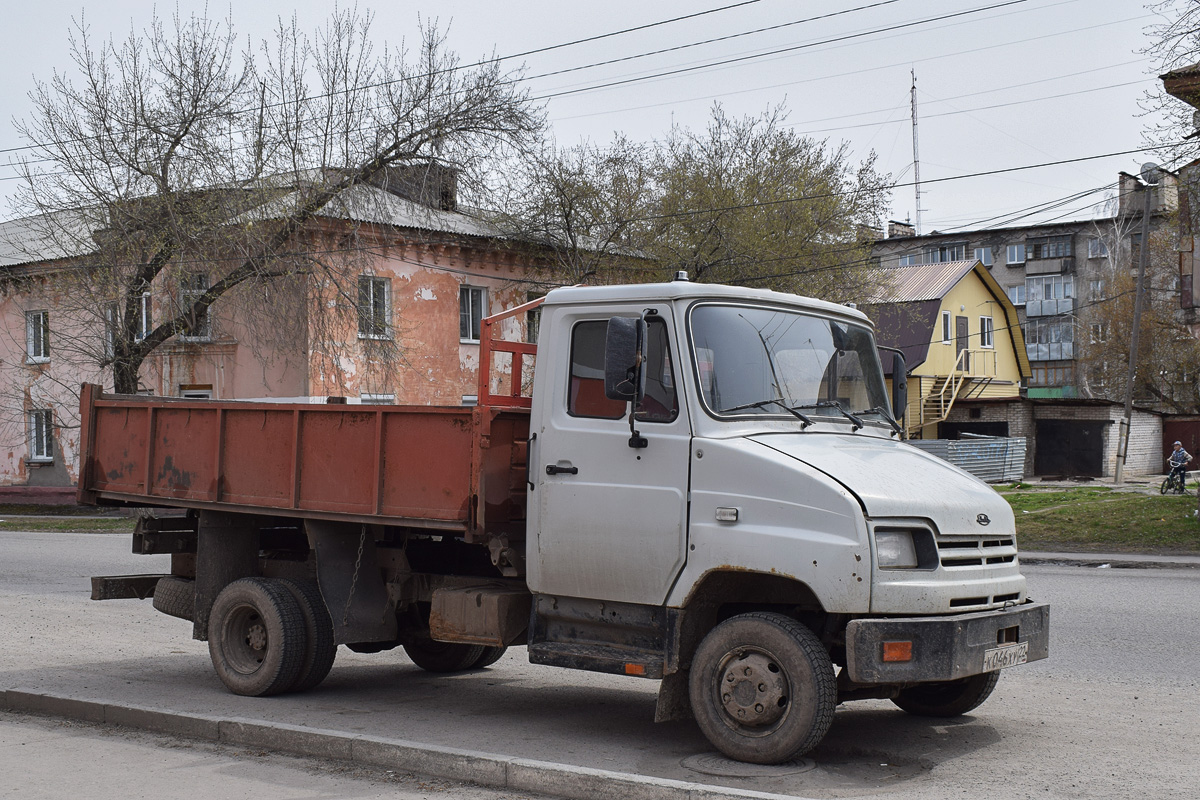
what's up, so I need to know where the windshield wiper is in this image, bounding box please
[862,406,903,436]
[719,398,813,428]
[793,401,863,431]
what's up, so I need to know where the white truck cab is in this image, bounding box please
[526,279,1047,764]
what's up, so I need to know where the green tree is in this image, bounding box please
[645,105,890,301]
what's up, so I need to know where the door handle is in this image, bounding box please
[545,464,579,475]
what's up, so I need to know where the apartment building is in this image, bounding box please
[871,171,1178,402]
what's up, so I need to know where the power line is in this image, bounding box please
[0,0,768,158]
[531,0,1030,102]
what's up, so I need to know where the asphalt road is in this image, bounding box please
[0,710,550,800]
[2,530,1198,799]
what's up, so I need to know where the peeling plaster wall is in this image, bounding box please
[304,237,534,404]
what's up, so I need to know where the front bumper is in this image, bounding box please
[845,601,1049,684]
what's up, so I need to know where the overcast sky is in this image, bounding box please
[0,0,1169,234]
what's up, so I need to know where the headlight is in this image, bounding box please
[875,529,919,569]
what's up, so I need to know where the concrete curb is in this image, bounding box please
[1022,556,1200,569]
[1,689,812,800]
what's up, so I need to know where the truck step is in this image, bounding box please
[528,641,664,679]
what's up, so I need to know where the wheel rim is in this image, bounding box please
[714,646,791,735]
[222,603,269,675]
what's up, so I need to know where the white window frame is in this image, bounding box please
[979,316,994,348]
[27,409,53,462]
[179,386,213,400]
[179,275,211,342]
[1006,285,1026,306]
[25,310,50,363]
[104,303,118,359]
[1006,243,1026,265]
[459,285,488,343]
[941,311,952,343]
[1087,236,1108,258]
[898,252,918,267]
[135,291,152,341]
[975,246,994,267]
[357,276,392,340]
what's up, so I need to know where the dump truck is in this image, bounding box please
[82,278,1048,764]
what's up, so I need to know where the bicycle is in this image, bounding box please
[1161,466,1188,495]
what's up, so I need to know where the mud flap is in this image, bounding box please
[306,520,397,645]
[655,669,693,722]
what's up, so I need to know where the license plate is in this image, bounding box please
[982,642,1028,671]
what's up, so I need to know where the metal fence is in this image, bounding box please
[907,436,1026,483]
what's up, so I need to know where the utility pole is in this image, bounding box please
[911,69,922,236]
[1114,162,1159,484]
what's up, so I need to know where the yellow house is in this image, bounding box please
[864,260,1030,439]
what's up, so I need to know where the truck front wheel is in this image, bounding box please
[689,612,837,764]
[208,578,307,696]
[892,671,1000,717]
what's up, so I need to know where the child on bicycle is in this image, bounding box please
[1168,441,1192,485]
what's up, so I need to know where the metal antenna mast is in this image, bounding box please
[911,69,922,235]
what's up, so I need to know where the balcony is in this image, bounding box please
[1025,256,1074,276]
[1027,341,1074,361]
[1025,297,1074,317]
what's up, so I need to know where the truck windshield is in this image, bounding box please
[689,303,890,422]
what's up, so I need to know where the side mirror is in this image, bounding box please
[604,317,647,403]
[891,351,907,423]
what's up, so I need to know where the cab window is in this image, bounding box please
[567,318,679,422]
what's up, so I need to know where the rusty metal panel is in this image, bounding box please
[296,410,380,514]
[149,406,221,500]
[79,387,528,531]
[90,405,150,495]
[220,408,297,507]
[380,409,475,521]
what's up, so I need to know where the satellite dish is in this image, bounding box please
[1140,162,1161,186]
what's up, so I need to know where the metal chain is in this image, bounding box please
[341,526,366,627]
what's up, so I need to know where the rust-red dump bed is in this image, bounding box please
[76,383,529,537]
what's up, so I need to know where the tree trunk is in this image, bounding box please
[113,357,143,395]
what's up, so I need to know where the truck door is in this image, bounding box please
[531,309,691,605]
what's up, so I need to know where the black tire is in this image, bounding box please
[403,638,486,673]
[152,576,195,621]
[892,671,1000,717]
[688,612,837,764]
[208,578,307,697]
[470,646,507,669]
[278,579,338,692]
[1161,479,1170,495]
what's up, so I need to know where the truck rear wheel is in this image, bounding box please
[403,638,486,673]
[278,579,338,692]
[689,612,836,764]
[208,578,307,697]
[892,671,1000,717]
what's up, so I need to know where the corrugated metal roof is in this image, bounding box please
[1,183,524,270]
[869,260,977,303]
[241,183,510,240]
[0,210,97,268]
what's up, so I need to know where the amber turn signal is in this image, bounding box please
[882,640,913,662]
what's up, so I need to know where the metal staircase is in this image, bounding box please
[907,348,998,437]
